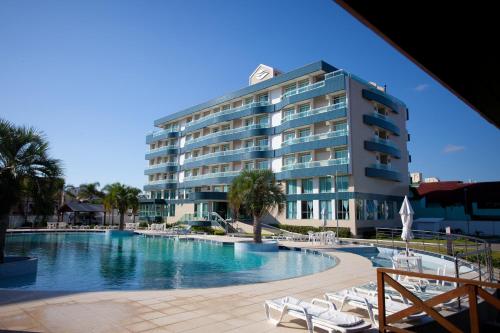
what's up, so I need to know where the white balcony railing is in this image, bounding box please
[145,162,178,170]
[185,101,270,128]
[183,170,240,182]
[147,144,179,154]
[147,126,180,137]
[281,157,348,171]
[282,128,348,147]
[185,123,270,146]
[147,179,177,185]
[281,102,346,124]
[184,146,269,163]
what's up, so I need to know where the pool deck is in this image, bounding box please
[0,234,377,333]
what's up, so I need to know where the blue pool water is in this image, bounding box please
[1,233,335,291]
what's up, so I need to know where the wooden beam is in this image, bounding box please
[477,288,500,310]
[384,274,463,333]
[387,285,468,323]
[468,285,479,333]
[382,325,414,333]
[377,270,387,332]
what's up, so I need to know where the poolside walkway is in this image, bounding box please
[0,237,376,333]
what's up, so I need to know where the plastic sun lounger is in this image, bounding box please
[264,296,371,333]
[325,289,427,326]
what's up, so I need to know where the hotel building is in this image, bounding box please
[141,61,410,236]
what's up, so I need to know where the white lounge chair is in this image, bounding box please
[325,289,427,326]
[264,296,370,333]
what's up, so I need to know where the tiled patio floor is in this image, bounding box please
[0,239,376,333]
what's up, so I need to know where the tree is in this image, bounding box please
[78,182,104,203]
[103,183,120,226]
[103,183,140,230]
[228,170,285,243]
[0,119,63,263]
[28,177,65,225]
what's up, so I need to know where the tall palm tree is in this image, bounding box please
[0,119,63,263]
[103,183,140,230]
[103,183,120,226]
[228,170,285,243]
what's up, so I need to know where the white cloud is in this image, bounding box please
[414,84,429,92]
[443,144,465,154]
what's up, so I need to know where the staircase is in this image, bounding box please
[209,212,238,233]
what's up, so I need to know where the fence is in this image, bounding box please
[375,228,495,282]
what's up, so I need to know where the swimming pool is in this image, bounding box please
[1,232,336,291]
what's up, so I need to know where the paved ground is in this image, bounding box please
[0,237,377,333]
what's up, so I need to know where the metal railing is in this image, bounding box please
[145,162,178,169]
[371,136,398,148]
[371,111,396,125]
[147,179,177,185]
[375,228,495,282]
[282,128,348,146]
[184,145,270,163]
[148,126,180,137]
[185,123,270,146]
[281,102,346,124]
[183,170,240,182]
[369,163,395,171]
[281,157,348,171]
[185,101,270,128]
[147,144,179,154]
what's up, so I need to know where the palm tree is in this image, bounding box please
[228,170,285,243]
[103,183,120,226]
[103,183,140,230]
[0,119,63,263]
[78,182,104,203]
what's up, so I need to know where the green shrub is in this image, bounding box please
[276,224,351,238]
[214,229,226,236]
[139,222,149,229]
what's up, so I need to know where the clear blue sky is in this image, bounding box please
[1,0,499,190]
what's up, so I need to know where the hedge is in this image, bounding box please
[276,224,352,238]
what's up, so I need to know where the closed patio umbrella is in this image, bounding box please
[399,195,414,256]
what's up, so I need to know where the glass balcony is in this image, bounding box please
[146,162,178,169]
[281,69,346,99]
[371,111,396,125]
[183,170,240,182]
[184,146,270,163]
[370,163,394,171]
[147,126,180,137]
[281,158,348,171]
[371,136,398,148]
[324,69,347,79]
[282,129,348,146]
[185,123,270,146]
[147,144,179,154]
[281,102,346,124]
[147,179,177,185]
[185,101,270,128]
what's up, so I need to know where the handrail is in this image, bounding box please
[281,157,348,171]
[281,102,346,124]
[146,162,177,169]
[184,145,269,163]
[282,129,347,146]
[185,101,270,128]
[147,144,179,153]
[377,268,500,333]
[185,123,270,146]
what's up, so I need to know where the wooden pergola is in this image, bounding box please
[58,201,104,224]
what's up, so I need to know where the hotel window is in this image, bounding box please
[221,164,229,172]
[366,200,375,220]
[213,186,223,192]
[298,103,311,113]
[244,161,253,170]
[337,200,349,220]
[258,93,268,103]
[377,200,387,220]
[286,180,297,194]
[211,166,219,173]
[155,192,162,199]
[298,153,312,164]
[223,185,229,192]
[244,140,254,148]
[319,177,332,193]
[355,199,365,220]
[212,127,219,134]
[222,104,230,111]
[212,146,220,153]
[320,200,332,220]
[283,83,296,95]
[333,94,346,105]
[184,170,191,178]
[301,201,313,219]
[257,116,269,127]
[221,144,229,151]
[256,160,268,170]
[256,137,268,147]
[283,108,294,119]
[298,128,311,138]
[333,122,347,132]
[283,155,295,166]
[283,131,295,143]
[244,97,253,105]
[244,118,254,126]
[336,175,349,192]
[221,124,230,131]
[286,201,297,219]
[301,178,313,194]
[169,204,175,217]
[298,79,309,88]
[387,201,395,219]
[335,149,348,160]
